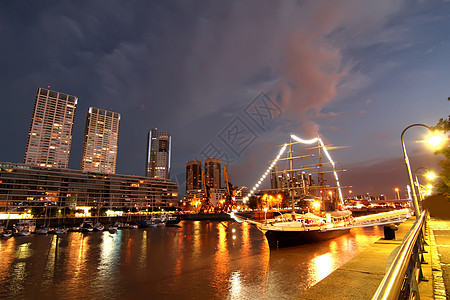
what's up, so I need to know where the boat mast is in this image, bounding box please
[318,136,325,211]
[289,134,295,212]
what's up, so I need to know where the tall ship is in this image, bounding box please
[232,133,410,249]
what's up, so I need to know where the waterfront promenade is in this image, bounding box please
[298,215,450,299]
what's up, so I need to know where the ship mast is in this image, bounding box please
[289,134,295,212]
[318,136,325,211]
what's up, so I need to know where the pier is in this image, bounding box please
[298,214,449,299]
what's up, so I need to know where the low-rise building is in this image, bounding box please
[0,162,178,212]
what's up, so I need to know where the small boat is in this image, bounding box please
[113,221,124,229]
[69,226,80,232]
[1,229,13,238]
[164,215,181,226]
[93,222,104,231]
[36,227,49,235]
[106,224,118,233]
[124,222,138,229]
[13,220,36,235]
[138,215,162,227]
[80,220,94,232]
[54,227,68,235]
[16,229,31,236]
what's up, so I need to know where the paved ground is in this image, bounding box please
[298,217,418,299]
[428,218,450,299]
[297,216,450,299]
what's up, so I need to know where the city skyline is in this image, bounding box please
[0,1,448,197]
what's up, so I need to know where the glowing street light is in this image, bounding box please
[414,167,437,203]
[401,124,444,216]
[425,172,437,181]
[394,188,400,200]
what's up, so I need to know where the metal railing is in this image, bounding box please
[372,211,427,300]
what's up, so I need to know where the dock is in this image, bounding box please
[298,215,449,299]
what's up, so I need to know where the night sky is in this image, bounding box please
[0,1,448,199]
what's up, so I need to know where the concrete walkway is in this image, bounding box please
[298,216,449,299]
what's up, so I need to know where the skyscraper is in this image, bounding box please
[270,165,281,191]
[205,158,221,189]
[24,87,77,168]
[80,107,120,174]
[145,128,171,179]
[186,160,202,191]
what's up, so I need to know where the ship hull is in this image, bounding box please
[265,227,350,249]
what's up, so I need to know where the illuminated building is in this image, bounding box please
[270,165,282,191]
[24,87,77,168]
[145,128,171,179]
[0,162,178,211]
[186,160,202,191]
[80,107,120,174]
[205,158,221,189]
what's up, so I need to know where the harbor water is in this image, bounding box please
[0,220,385,300]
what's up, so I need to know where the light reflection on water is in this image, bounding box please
[0,221,384,300]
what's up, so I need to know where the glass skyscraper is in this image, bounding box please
[145,128,171,179]
[186,160,202,191]
[205,158,221,189]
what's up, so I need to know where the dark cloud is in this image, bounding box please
[0,1,448,196]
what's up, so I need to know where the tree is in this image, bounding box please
[434,109,450,198]
[248,195,261,210]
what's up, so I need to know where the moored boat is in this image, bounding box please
[54,226,68,234]
[164,214,181,226]
[13,219,36,235]
[106,224,118,233]
[80,220,94,232]
[36,227,49,235]
[1,228,13,238]
[93,222,104,231]
[124,222,138,229]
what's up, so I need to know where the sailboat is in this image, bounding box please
[1,195,14,238]
[36,204,50,235]
[232,134,409,249]
[1,209,14,238]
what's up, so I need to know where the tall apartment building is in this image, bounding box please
[205,158,221,189]
[24,87,77,168]
[145,128,171,179]
[80,107,120,174]
[186,160,202,191]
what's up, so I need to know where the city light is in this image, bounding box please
[244,143,288,202]
[425,171,436,181]
[425,131,446,148]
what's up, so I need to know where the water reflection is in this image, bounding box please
[311,253,333,282]
[0,238,15,282]
[0,222,385,299]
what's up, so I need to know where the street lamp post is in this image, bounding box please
[414,167,436,203]
[401,123,443,216]
[401,124,431,216]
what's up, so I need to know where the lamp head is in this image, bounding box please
[425,171,437,180]
[426,131,446,148]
